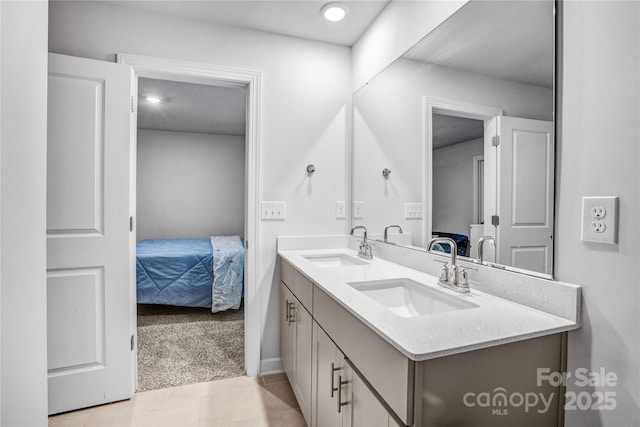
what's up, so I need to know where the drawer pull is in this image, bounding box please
[285,299,290,322]
[337,374,349,413]
[330,362,341,397]
[287,303,295,325]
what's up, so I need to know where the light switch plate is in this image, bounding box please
[335,201,346,219]
[261,201,286,220]
[404,203,424,219]
[353,201,363,219]
[581,196,618,244]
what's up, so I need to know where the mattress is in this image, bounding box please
[136,236,244,312]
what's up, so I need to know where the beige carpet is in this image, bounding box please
[137,303,245,392]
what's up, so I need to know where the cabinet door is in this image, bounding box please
[345,362,391,427]
[280,282,294,382]
[312,322,343,427]
[293,300,313,425]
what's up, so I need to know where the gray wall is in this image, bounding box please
[1,1,49,425]
[432,137,483,237]
[137,129,245,241]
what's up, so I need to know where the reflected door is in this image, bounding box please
[47,53,134,414]
[494,116,554,274]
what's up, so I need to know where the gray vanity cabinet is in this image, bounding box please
[280,281,313,425]
[312,321,398,427]
[280,258,569,427]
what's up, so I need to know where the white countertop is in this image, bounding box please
[278,247,579,361]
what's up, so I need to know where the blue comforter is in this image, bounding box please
[136,236,244,312]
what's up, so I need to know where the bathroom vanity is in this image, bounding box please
[277,237,581,427]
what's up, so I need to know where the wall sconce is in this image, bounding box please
[382,168,391,179]
[307,164,316,175]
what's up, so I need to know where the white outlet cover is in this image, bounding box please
[581,196,618,244]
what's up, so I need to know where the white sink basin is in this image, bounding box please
[348,278,478,317]
[303,253,369,267]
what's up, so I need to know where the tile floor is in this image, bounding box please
[48,374,306,427]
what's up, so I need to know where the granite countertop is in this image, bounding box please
[278,247,579,361]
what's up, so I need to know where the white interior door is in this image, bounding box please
[47,53,135,414]
[494,116,554,274]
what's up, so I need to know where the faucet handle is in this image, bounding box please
[439,264,449,282]
[457,267,475,293]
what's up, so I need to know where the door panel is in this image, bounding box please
[280,283,294,382]
[294,300,313,424]
[47,53,134,415]
[47,75,105,233]
[312,322,343,427]
[495,116,554,275]
[47,268,105,371]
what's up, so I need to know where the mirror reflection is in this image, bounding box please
[352,0,555,277]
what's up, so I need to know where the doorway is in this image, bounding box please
[118,53,262,386]
[135,76,247,391]
[423,97,503,256]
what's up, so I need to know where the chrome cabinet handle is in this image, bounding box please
[337,375,348,413]
[330,362,341,397]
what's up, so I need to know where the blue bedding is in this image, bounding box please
[136,236,244,312]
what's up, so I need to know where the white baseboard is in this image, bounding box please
[260,357,283,375]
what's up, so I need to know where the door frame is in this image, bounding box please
[423,96,502,246]
[117,53,262,378]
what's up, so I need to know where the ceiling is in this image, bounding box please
[404,0,554,88]
[137,78,247,135]
[432,114,484,149]
[107,0,390,47]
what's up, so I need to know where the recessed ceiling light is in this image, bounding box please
[146,96,161,104]
[321,2,348,22]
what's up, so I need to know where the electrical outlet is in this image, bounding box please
[590,220,606,233]
[404,203,424,219]
[261,201,286,220]
[591,206,606,218]
[582,196,618,244]
[353,201,363,219]
[335,201,346,219]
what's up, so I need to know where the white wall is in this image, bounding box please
[352,59,552,245]
[558,2,640,425]
[137,129,245,242]
[0,1,49,425]
[49,1,351,370]
[355,1,640,423]
[432,138,483,237]
[352,0,467,90]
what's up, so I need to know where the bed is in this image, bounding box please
[136,236,244,313]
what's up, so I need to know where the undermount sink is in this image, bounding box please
[348,278,478,317]
[303,253,369,267]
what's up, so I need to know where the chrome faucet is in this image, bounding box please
[477,236,495,264]
[350,226,373,259]
[426,237,470,293]
[383,225,403,243]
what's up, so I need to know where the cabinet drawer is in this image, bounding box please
[281,259,313,312]
[314,286,414,425]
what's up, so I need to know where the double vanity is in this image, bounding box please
[277,235,581,427]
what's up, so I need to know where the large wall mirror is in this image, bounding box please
[352,0,556,278]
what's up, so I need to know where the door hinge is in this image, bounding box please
[130,96,135,113]
[492,135,500,146]
[131,334,135,351]
[245,240,248,249]
[491,215,500,226]
[129,216,133,232]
